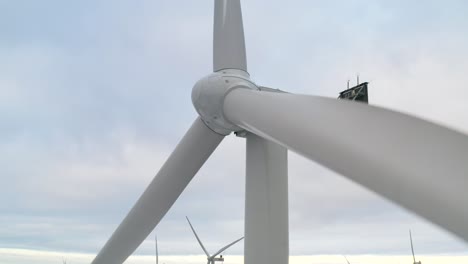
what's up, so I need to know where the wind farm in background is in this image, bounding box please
[152,225,425,264]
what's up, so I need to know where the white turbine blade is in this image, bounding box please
[343,255,351,264]
[224,88,468,242]
[213,0,247,72]
[186,216,210,257]
[91,118,224,264]
[212,237,244,258]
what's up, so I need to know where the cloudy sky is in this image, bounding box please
[1,0,468,263]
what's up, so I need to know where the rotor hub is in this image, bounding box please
[192,69,258,135]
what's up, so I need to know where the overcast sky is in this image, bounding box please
[1,0,468,264]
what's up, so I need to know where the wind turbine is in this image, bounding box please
[90,1,468,264]
[409,230,422,264]
[186,216,243,264]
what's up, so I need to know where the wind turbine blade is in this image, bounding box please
[213,0,247,72]
[223,88,468,242]
[343,255,351,264]
[186,216,210,257]
[91,118,224,264]
[410,230,416,263]
[212,237,245,258]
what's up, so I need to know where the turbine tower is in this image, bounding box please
[186,217,243,264]
[90,1,468,264]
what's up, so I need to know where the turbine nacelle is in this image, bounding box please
[206,256,224,264]
[192,69,258,135]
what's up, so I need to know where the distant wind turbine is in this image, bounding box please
[155,234,158,264]
[409,230,422,264]
[186,216,243,264]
